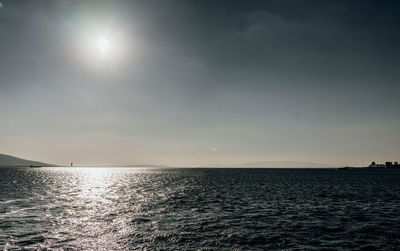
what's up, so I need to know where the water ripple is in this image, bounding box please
[1,168,400,250]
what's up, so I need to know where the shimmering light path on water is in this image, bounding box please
[1,167,400,250]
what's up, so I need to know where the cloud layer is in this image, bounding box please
[0,0,399,166]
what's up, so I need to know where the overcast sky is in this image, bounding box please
[0,0,399,166]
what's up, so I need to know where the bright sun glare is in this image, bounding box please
[96,36,112,56]
[79,29,126,67]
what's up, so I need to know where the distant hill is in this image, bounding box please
[234,161,336,168]
[0,153,52,167]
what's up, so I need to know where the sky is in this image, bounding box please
[0,0,399,167]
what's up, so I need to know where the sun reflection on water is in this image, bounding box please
[42,167,140,250]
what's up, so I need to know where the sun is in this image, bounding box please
[77,28,127,68]
[95,36,112,56]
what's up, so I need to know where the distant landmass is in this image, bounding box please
[0,154,338,168]
[234,161,337,168]
[0,153,52,167]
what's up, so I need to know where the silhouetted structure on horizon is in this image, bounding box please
[368,161,400,169]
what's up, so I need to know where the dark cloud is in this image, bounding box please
[111,0,400,97]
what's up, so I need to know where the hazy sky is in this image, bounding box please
[1,0,399,166]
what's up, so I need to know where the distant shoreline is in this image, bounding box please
[0,166,374,169]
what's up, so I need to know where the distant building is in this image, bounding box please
[368,161,385,168]
[368,161,399,169]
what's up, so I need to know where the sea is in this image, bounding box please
[1,167,400,250]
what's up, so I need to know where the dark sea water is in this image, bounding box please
[1,167,400,250]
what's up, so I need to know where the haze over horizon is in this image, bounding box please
[1,0,400,167]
